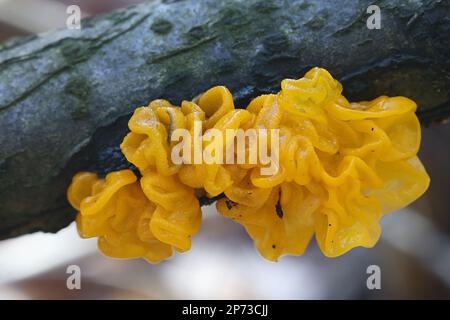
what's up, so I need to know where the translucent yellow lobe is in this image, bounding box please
[67,67,430,263]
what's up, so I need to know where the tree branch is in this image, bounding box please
[0,0,449,239]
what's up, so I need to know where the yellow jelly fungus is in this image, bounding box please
[67,67,430,263]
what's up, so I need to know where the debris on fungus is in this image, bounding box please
[67,67,430,263]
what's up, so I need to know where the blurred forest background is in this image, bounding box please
[0,0,449,299]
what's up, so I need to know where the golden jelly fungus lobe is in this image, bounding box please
[67,67,430,263]
[69,169,200,263]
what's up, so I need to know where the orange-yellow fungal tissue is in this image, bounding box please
[67,67,430,263]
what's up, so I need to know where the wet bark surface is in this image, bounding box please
[0,0,449,239]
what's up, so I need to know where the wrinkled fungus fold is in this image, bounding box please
[68,67,429,263]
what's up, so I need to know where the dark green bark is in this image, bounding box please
[0,0,449,239]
